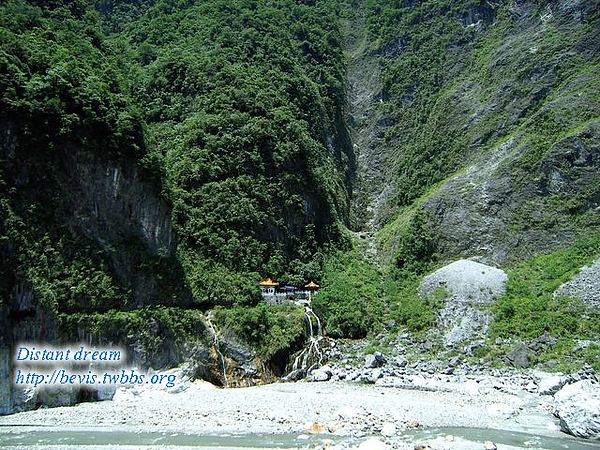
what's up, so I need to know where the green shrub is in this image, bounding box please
[212,304,306,360]
[312,248,384,338]
[385,272,441,333]
[491,233,600,340]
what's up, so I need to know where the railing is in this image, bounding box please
[261,291,318,306]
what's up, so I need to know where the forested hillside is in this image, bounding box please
[101,0,355,306]
[1,0,600,405]
[1,0,353,313]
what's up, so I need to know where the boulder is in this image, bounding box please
[310,368,331,382]
[484,441,497,450]
[420,260,508,345]
[538,373,567,396]
[393,356,409,368]
[554,380,600,440]
[365,352,386,368]
[305,422,329,435]
[361,368,382,384]
[507,343,531,369]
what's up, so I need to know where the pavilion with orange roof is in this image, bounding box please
[259,277,279,296]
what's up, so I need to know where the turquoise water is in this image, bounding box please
[0,428,318,449]
[0,426,598,449]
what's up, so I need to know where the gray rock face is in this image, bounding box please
[421,123,600,267]
[555,259,600,310]
[554,380,600,440]
[420,260,508,346]
[35,386,78,409]
[0,347,11,415]
[69,151,178,307]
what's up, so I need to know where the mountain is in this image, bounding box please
[1,0,599,412]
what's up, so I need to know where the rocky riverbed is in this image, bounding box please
[1,358,598,450]
[0,379,567,449]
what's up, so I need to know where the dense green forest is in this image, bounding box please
[1,0,353,314]
[1,0,599,372]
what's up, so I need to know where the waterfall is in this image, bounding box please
[310,308,323,337]
[305,308,314,338]
[205,312,229,388]
[282,307,326,381]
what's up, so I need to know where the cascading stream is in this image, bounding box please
[283,307,327,381]
[205,312,229,388]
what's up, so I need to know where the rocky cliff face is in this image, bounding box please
[0,117,196,413]
[1,0,599,414]
[352,0,600,267]
[424,123,600,266]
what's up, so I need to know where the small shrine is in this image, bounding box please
[259,277,279,296]
[259,277,320,305]
[303,281,320,301]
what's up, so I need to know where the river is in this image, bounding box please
[1,425,598,449]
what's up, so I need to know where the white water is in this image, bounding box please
[283,307,326,381]
[205,312,229,388]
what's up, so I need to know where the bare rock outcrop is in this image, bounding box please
[554,380,600,440]
[420,260,508,346]
[555,259,600,310]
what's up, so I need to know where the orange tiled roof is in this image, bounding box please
[259,277,279,286]
[304,281,320,289]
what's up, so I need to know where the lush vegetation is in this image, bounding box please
[0,0,153,314]
[212,304,307,362]
[1,0,353,317]
[312,247,384,339]
[312,233,441,339]
[104,0,354,306]
[1,0,599,372]
[489,233,600,369]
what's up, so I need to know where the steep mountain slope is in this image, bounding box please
[0,1,354,316]
[354,0,600,269]
[305,0,600,359]
[106,0,354,305]
[0,0,355,412]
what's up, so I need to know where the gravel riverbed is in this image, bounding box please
[0,374,575,450]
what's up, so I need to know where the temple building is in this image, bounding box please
[258,277,279,296]
[303,281,320,301]
[259,278,320,305]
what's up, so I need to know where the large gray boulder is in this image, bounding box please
[554,380,600,440]
[537,372,567,396]
[420,259,508,346]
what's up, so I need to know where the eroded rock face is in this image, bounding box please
[555,259,600,310]
[420,260,508,346]
[423,124,600,267]
[554,380,600,440]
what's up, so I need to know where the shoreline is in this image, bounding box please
[0,377,575,449]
